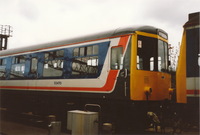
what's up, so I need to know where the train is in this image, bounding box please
[176,12,199,127]
[0,25,174,132]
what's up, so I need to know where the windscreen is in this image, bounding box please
[137,35,168,72]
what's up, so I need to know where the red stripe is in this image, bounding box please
[118,36,130,52]
[187,89,200,95]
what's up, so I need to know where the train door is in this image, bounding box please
[110,35,131,99]
[130,32,171,101]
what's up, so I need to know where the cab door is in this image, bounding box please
[111,46,129,98]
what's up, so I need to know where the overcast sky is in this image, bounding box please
[0,0,199,49]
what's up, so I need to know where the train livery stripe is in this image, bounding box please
[0,70,119,92]
[118,35,130,52]
[187,89,200,97]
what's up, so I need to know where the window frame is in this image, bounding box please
[42,49,65,78]
[136,35,169,72]
[10,55,26,79]
[110,46,123,70]
[71,45,99,78]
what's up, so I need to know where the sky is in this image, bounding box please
[0,0,199,49]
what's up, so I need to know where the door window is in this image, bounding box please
[111,47,123,70]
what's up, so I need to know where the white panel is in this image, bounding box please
[186,77,200,90]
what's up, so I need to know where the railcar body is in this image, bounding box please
[185,12,200,99]
[176,12,200,126]
[0,25,172,131]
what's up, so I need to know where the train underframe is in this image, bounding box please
[0,89,185,133]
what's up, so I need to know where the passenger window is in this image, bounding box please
[111,47,123,70]
[73,48,79,57]
[43,50,64,77]
[31,58,38,73]
[12,56,26,64]
[80,47,85,56]
[72,56,98,75]
[93,45,98,55]
[87,57,98,66]
[56,50,64,57]
[71,45,99,77]
[10,55,26,79]
[87,46,93,55]
[0,59,7,65]
[73,45,99,57]
[0,59,7,80]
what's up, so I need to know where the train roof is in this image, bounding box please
[0,25,167,57]
[184,12,200,28]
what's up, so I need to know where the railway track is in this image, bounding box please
[1,107,199,135]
